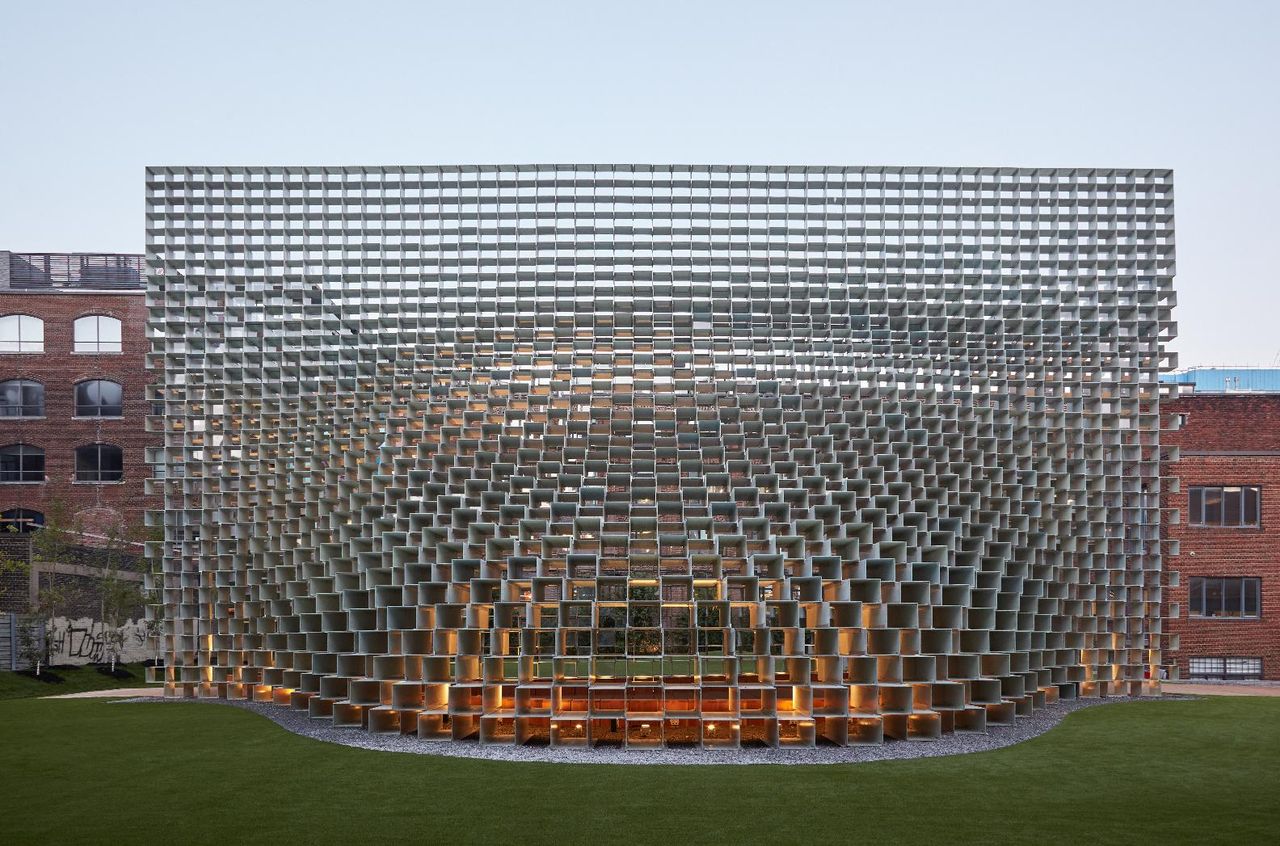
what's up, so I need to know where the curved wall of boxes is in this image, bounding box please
[146,165,1177,748]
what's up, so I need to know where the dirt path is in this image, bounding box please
[42,687,163,700]
[1162,682,1280,697]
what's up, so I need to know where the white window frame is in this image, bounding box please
[73,315,123,353]
[0,314,45,353]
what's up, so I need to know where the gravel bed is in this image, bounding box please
[118,694,1189,766]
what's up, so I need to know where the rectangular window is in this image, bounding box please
[1188,657,1263,680]
[1188,577,1261,618]
[1188,486,1261,527]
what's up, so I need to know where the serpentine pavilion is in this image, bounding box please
[145,164,1178,749]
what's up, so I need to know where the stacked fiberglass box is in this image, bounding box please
[146,165,1177,748]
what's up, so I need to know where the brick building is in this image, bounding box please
[0,251,157,613]
[1163,369,1280,680]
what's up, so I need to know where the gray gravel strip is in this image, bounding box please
[117,694,1191,766]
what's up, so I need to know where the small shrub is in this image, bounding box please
[94,664,137,680]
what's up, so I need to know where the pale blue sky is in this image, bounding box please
[1,0,1276,366]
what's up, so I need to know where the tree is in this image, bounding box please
[29,496,75,577]
[26,497,82,671]
[25,582,72,675]
[16,614,43,675]
[0,521,31,607]
[97,523,146,673]
[11,497,148,673]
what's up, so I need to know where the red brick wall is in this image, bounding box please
[1164,394,1280,679]
[0,291,160,540]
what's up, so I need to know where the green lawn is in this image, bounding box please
[0,663,150,700]
[0,696,1276,845]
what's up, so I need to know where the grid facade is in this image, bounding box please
[146,164,1177,748]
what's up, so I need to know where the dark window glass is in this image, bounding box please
[1244,579,1261,617]
[1223,578,1243,617]
[1190,577,1261,618]
[0,507,44,532]
[1202,488,1223,525]
[1224,487,1242,526]
[1204,578,1224,616]
[0,443,45,482]
[75,380,124,417]
[75,443,124,482]
[1189,486,1261,527]
[0,379,44,416]
[1244,486,1261,526]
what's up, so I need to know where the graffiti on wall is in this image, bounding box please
[45,616,152,665]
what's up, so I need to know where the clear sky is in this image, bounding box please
[1,0,1276,367]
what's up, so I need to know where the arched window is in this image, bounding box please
[73,315,122,353]
[0,443,45,482]
[0,315,45,353]
[0,379,44,417]
[0,508,44,533]
[74,379,124,417]
[75,443,124,482]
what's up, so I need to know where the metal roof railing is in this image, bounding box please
[4,252,145,291]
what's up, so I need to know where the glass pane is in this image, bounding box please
[1189,657,1222,678]
[1223,578,1243,617]
[0,448,20,479]
[1189,577,1204,615]
[99,317,122,344]
[28,450,43,478]
[19,447,44,481]
[0,316,17,344]
[1224,487,1242,526]
[1225,657,1262,679]
[100,381,123,414]
[22,382,44,415]
[74,316,96,345]
[101,446,124,480]
[0,381,18,415]
[1189,488,1203,524]
[1202,488,1223,525]
[1203,578,1225,617]
[1244,579,1260,616]
[23,316,43,349]
[1243,487,1260,527]
[76,446,98,480]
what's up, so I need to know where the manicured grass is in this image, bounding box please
[0,663,150,700]
[0,696,1276,845]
